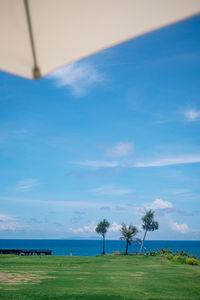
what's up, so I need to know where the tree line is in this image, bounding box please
[95,209,159,255]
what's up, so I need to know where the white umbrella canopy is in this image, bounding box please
[0,0,200,79]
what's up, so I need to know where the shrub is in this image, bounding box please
[147,248,198,263]
[165,254,173,260]
[149,251,157,256]
[172,255,187,264]
[186,258,199,265]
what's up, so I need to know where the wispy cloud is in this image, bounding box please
[0,196,114,209]
[69,221,121,234]
[0,213,28,231]
[76,154,200,169]
[68,222,96,233]
[30,217,48,225]
[15,178,39,192]
[67,167,121,178]
[100,206,111,211]
[0,129,27,139]
[106,142,134,158]
[47,62,104,96]
[0,129,28,148]
[90,185,132,196]
[70,217,81,224]
[172,189,190,195]
[115,205,125,211]
[184,108,200,122]
[0,214,14,221]
[135,155,200,167]
[0,222,28,231]
[73,211,86,216]
[76,160,120,168]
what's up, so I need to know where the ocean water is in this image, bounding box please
[0,239,199,258]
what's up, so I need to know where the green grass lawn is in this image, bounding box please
[0,254,200,300]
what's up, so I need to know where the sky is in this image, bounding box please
[0,15,200,240]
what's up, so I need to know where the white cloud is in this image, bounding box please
[0,196,118,209]
[15,178,39,192]
[69,221,122,234]
[171,222,190,234]
[68,222,96,233]
[75,160,120,168]
[91,185,132,196]
[135,155,200,167]
[172,189,189,195]
[48,62,104,96]
[0,213,28,231]
[147,199,173,210]
[0,222,28,231]
[106,142,134,158]
[0,214,14,221]
[136,225,143,232]
[184,109,200,122]
[109,221,121,232]
[134,198,173,216]
[76,154,200,169]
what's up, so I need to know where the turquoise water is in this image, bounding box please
[0,239,199,258]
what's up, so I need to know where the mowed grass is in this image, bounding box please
[0,254,200,300]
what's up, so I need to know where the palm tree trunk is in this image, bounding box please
[125,240,128,255]
[138,229,147,255]
[102,234,105,254]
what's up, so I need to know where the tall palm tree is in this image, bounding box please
[95,219,110,255]
[120,223,140,255]
[138,210,159,254]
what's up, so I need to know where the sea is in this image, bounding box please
[0,240,200,258]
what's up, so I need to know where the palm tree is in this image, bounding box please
[120,223,140,255]
[95,219,110,255]
[138,210,159,254]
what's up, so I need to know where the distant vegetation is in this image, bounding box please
[148,248,199,265]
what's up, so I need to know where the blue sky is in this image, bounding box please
[0,15,200,240]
